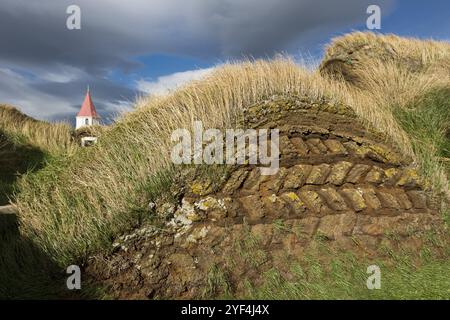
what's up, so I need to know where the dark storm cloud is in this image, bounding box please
[1,0,394,65]
[0,1,141,75]
[0,0,395,120]
[34,76,140,123]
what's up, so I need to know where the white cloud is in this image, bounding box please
[136,67,215,95]
[0,68,74,120]
[101,100,134,120]
[39,65,87,83]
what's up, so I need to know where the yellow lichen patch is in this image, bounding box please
[195,196,226,212]
[201,200,212,210]
[365,166,384,184]
[190,180,213,196]
[334,102,356,116]
[285,192,301,202]
[384,168,399,178]
[341,189,367,211]
[280,192,306,215]
[383,168,401,184]
[367,144,404,165]
[186,211,202,222]
[353,145,370,157]
[396,168,423,188]
[244,96,357,125]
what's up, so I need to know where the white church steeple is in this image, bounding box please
[76,86,100,130]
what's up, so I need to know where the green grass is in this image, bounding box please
[206,217,449,300]
[221,230,450,300]
[392,87,450,195]
[0,181,14,206]
[203,265,232,299]
[0,213,107,299]
[240,254,450,300]
[0,214,64,299]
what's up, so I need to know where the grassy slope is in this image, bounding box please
[0,104,75,153]
[393,88,450,182]
[0,105,77,298]
[239,247,450,299]
[5,33,450,299]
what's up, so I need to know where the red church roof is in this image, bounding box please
[77,88,99,118]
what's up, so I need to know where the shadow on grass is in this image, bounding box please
[0,213,101,299]
[0,129,47,205]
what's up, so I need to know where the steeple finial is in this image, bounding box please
[87,85,90,93]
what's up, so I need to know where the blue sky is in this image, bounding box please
[0,0,448,123]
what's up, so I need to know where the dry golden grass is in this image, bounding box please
[321,32,450,113]
[0,104,76,154]
[321,32,450,79]
[321,32,450,197]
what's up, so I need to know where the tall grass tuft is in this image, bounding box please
[0,105,75,154]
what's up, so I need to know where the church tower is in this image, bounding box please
[76,87,100,130]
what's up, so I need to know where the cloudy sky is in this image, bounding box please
[0,0,448,124]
